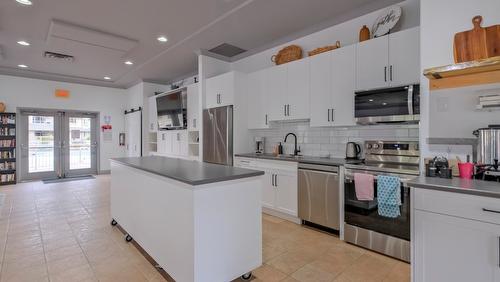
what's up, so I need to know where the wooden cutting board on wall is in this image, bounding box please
[454,16,500,63]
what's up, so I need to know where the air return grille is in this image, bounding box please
[43,51,75,62]
[208,43,246,58]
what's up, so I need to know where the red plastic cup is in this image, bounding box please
[458,163,474,179]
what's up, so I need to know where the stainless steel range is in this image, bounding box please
[343,140,420,262]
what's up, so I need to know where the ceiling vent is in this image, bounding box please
[43,51,75,62]
[208,43,246,58]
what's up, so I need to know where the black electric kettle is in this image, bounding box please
[346,142,361,159]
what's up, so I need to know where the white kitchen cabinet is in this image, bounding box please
[234,157,298,218]
[274,170,298,216]
[310,45,356,127]
[264,64,287,121]
[264,60,309,122]
[389,27,420,86]
[187,84,199,130]
[247,70,269,129]
[413,188,500,282]
[157,130,188,157]
[309,50,332,127]
[285,58,310,120]
[330,45,356,126]
[414,210,500,282]
[356,35,389,90]
[356,27,420,90]
[148,95,158,132]
[205,71,236,108]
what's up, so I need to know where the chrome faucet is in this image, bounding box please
[284,133,301,156]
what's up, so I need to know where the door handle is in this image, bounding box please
[384,66,387,82]
[483,208,500,214]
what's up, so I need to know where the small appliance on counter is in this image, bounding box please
[426,156,453,179]
[345,142,361,160]
[255,137,265,154]
[473,125,500,181]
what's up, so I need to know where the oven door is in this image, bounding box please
[344,169,414,241]
[355,85,419,124]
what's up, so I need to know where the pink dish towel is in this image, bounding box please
[354,173,374,201]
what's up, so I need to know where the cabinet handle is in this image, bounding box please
[274,174,278,187]
[284,105,286,116]
[331,108,335,122]
[390,65,393,81]
[328,109,330,122]
[193,118,196,128]
[498,237,500,269]
[265,114,268,125]
[483,208,500,214]
[287,105,290,116]
[271,174,274,186]
[384,66,387,82]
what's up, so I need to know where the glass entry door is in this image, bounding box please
[20,110,97,181]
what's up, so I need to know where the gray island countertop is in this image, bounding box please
[110,156,264,186]
[408,176,500,199]
[235,153,362,166]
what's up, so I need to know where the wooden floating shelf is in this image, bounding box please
[424,56,500,90]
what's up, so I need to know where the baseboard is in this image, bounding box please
[99,170,111,174]
[262,207,301,224]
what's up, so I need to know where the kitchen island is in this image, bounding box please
[109,156,265,282]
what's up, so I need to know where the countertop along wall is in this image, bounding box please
[0,74,127,172]
[420,0,500,161]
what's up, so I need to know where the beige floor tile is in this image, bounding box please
[337,253,397,282]
[49,264,96,282]
[262,243,287,263]
[0,263,48,282]
[291,264,336,282]
[47,252,89,275]
[267,250,314,275]
[382,261,410,282]
[252,264,287,282]
[45,244,84,262]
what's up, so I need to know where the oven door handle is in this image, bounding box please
[407,85,414,116]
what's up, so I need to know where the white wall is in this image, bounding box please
[420,0,500,161]
[232,0,419,73]
[0,74,127,172]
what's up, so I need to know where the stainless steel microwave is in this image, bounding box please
[355,85,420,125]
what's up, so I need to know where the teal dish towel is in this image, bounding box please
[377,175,401,218]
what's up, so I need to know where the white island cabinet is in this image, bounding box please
[411,178,500,282]
[110,156,264,282]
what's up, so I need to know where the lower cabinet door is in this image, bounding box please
[262,171,276,210]
[414,210,500,282]
[275,171,298,216]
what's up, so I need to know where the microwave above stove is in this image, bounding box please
[355,84,420,125]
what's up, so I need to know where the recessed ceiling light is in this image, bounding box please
[157,36,168,43]
[124,60,133,65]
[382,102,387,106]
[369,99,374,102]
[18,64,28,68]
[16,0,33,5]
[17,40,30,46]
[104,76,111,80]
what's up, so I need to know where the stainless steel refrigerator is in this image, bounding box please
[203,105,233,166]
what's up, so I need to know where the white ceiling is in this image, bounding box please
[0,0,400,88]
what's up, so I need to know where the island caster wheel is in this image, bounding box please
[241,272,252,280]
[125,234,133,242]
[110,219,117,226]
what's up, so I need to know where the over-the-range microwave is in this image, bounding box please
[354,84,420,125]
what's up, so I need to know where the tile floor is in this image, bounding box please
[0,175,410,282]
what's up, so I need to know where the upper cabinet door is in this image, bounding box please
[286,58,310,120]
[187,84,199,130]
[264,64,287,121]
[148,96,158,132]
[309,51,332,127]
[331,45,356,126]
[205,72,235,108]
[389,27,420,86]
[247,70,269,129]
[356,35,389,91]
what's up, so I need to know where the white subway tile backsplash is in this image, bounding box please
[250,121,418,158]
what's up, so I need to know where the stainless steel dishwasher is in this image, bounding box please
[298,163,340,230]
